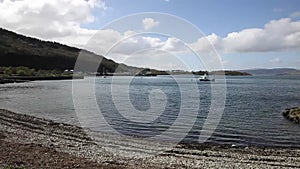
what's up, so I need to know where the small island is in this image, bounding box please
[211,71,252,76]
[192,70,252,76]
[282,107,300,124]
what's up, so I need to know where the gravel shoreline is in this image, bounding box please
[1,109,300,168]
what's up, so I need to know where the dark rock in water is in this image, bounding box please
[282,107,300,124]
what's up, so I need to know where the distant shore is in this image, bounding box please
[0,73,251,84]
[0,75,83,84]
[1,109,299,168]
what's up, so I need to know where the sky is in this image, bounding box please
[0,0,300,70]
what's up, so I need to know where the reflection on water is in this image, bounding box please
[0,75,300,147]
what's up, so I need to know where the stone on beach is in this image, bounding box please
[283,107,300,124]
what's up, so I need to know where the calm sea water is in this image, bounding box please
[1,75,300,147]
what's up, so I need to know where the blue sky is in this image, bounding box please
[87,0,300,70]
[0,0,300,70]
[89,0,300,35]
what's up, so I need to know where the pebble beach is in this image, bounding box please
[1,109,300,169]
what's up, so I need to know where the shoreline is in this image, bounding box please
[1,109,300,168]
[0,75,84,84]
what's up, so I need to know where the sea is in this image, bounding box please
[1,75,300,147]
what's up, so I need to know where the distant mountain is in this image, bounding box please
[211,71,252,76]
[240,68,299,76]
[279,70,300,75]
[0,28,142,74]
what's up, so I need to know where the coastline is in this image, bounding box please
[0,75,84,84]
[1,109,300,169]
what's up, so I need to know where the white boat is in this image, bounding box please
[199,73,215,81]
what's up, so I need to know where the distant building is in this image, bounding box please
[64,69,74,72]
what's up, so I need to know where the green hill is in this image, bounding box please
[0,28,256,77]
[0,28,141,74]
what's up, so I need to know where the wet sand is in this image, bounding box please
[1,109,300,169]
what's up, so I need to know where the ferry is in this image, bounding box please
[199,73,215,81]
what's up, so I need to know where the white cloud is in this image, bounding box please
[190,18,300,54]
[97,34,186,56]
[0,0,106,46]
[88,0,107,9]
[161,37,186,51]
[142,18,160,30]
[83,32,194,70]
[189,33,222,53]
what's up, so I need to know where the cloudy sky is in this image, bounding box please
[1,0,300,70]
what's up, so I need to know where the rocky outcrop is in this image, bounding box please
[283,107,300,124]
